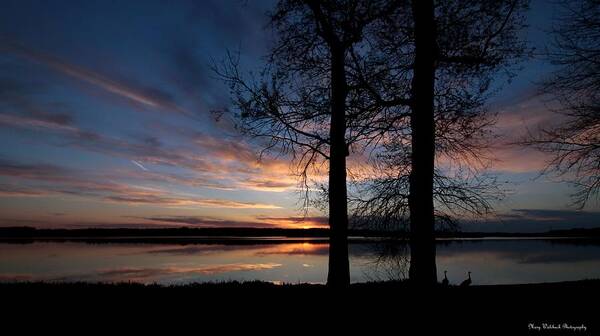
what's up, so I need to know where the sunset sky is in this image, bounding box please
[0,0,598,232]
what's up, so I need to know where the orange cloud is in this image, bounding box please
[0,160,281,209]
[132,214,328,229]
[0,106,307,193]
[254,216,328,229]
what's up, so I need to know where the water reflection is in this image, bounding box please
[1,239,600,285]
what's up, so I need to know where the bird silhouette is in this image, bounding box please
[459,271,472,287]
[441,270,449,286]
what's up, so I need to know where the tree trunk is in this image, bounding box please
[327,44,350,287]
[408,0,438,286]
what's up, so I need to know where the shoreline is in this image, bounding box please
[2,278,599,289]
[2,226,600,240]
[2,234,600,246]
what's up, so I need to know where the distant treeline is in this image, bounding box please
[1,226,600,239]
[0,226,374,238]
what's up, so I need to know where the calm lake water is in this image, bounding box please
[2,238,600,285]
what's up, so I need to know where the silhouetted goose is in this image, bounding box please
[459,271,472,287]
[441,270,449,286]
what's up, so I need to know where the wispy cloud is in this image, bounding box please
[0,70,299,194]
[104,194,281,209]
[131,160,148,171]
[0,107,298,192]
[1,40,190,116]
[131,215,273,228]
[135,214,328,228]
[254,216,329,228]
[0,184,50,197]
[0,113,80,133]
[487,93,563,173]
[0,159,281,209]
[237,178,297,192]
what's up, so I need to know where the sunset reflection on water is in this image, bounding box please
[2,239,600,285]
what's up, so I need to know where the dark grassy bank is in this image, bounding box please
[2,279,598,333]
[3,278,600,291]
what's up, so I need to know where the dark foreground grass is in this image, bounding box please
[2,279,598,333]
[2,278,600,290]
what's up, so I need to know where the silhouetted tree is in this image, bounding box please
[525,0,600,208]
[217,0,527,287]
[216,0,400,287]
[351,0,528,286]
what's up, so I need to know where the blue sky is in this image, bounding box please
[0,0,598,232]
